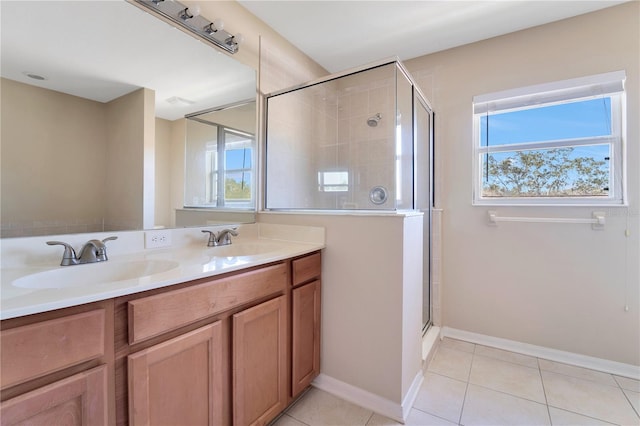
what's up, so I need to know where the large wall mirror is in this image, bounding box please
[0,1,257,238]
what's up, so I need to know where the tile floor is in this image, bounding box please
[272,338,640,426]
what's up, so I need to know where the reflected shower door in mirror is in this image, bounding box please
[184,101,256,211]
[0,1,256,238]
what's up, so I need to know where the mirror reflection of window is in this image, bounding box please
[224,131,253,205]
[318,171,349,192]
[205,139,218,205]
[184,101,256,210]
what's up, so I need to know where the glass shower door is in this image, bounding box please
[415,91,433,333]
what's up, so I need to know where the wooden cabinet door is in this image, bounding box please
[291,280,321,397]
[0,365,108,426]
[128,322,224,426]
[232,296,287,426]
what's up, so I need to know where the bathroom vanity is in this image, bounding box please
[0,225,323,426]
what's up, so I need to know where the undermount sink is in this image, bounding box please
[12,260,180,289]
[207,241,286,258]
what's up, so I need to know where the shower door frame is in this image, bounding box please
[413,87,434,335]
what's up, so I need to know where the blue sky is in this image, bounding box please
[480,97,612,146]
[225,148,252,170]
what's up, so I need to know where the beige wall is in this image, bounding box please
[195,102,256,134]
[104,88,150,231]
[1,78,108,237]
[142,88,155,230]
[406,2,640,365]
[155,118,172,228]
[1,82,154,236]
[170,119,186,228]
[258,212,423,409]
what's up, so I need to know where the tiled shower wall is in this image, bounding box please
[266,63,399,210]
[320,65,397,209]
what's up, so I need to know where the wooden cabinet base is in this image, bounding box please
[291,280,321,397]
[0,365,108,426]
[2,252,322,426]
[127,322,224,426]
[233,296,287,426]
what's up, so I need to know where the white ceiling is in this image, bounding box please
[0,1,256,120]
[238,0,629,73]
[1,0,627,120]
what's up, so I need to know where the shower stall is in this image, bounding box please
[264,59,434,331]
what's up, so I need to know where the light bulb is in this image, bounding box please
[234,33,244,45]
[213,18,224,31]
[190,5,200,17]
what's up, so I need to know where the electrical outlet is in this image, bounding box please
[145,230,172,249]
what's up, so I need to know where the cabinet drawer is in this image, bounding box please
[292,252,321,286]
[128,263,287,344]
[0,365,108,425]
[1,309,106,389]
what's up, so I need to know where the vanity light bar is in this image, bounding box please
[133,0,240,54]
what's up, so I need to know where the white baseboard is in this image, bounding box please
[422,326,441,362]
[441,327,640,380]
[401,371,424,421]
[312,371,423,423]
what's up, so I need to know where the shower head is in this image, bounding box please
[367,113,382,127]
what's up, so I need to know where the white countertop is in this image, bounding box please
[0,223,325,320]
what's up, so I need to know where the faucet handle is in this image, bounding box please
[46,241,78,266]
[216,228,238,246]
[96,236,117,260]
[201,230,216,247]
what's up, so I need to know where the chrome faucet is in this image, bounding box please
[201,228,238,247]
[47,236,118,266]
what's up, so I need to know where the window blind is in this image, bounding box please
[473,70,626,115]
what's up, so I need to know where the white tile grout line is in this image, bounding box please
[456,341,477,425]
[411,405,460,425]
[537,357,553,425]
[621,388,640,419]
[364,411,375,426]
[432,344,639,426]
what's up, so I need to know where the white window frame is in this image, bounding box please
[472,71,627,206]
[201,127,254,209]
[318,171,349,192]
[223,130,254,206]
